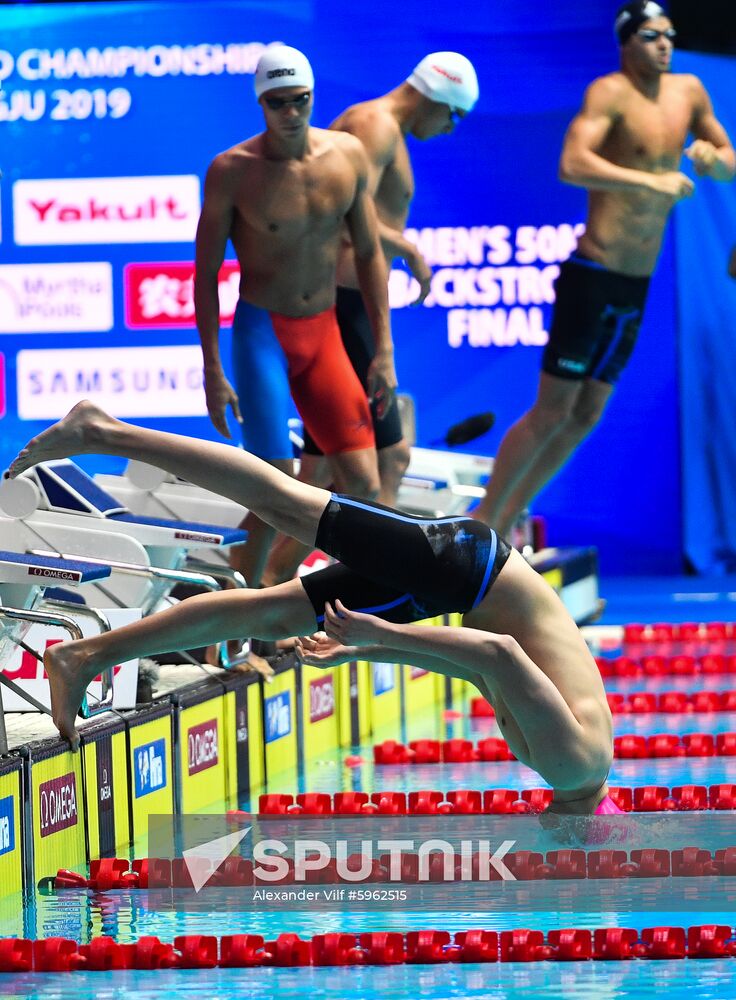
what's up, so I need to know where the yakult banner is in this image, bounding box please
[0,1,690,571]
[13,176,201,245]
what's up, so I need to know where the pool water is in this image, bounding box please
[2,577,736,998]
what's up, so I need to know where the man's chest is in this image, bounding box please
[376,143,414,219]
[610,91,693,165]
[235,159,356,236]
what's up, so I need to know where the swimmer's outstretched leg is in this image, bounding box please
[44,577,315,750]
[10,400,330,546]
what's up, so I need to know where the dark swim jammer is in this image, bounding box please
[542,254,650,385]
[300,494,512,625]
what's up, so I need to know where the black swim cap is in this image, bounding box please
[615,2,669,45]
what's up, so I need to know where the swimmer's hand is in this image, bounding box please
[323,599,387,646]
[203,369,242,439]
[367,350,398,420]
[295,632,359,668]
[685,140,721,178]
[406,250,433,306]
[647,170,694,200]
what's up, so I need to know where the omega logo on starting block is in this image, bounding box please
[309,675,335,724]
[38,773,78,837]
[187,719,219,775]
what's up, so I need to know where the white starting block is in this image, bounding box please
[397,447,493,517]
[0,460,248,615]
[0,548,118,750]
[95,459,248,568]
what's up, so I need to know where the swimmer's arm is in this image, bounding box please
[297,633,479,685]
[344,141,392,352]
[371,622,510,675]
[324,602,589,772]
[323,600,507,674]
[343,139,397,411]
[335,113,422,263]
[194,157,235,376]
[559,78,672,194]
[194,157,242,436]
[686,78,736,181]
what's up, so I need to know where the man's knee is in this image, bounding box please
[527,395,577,439]
[569,386,611,436]
[379,440,411,485]
[352,471,381,499]
[334,461,380,499]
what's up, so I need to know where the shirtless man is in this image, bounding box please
[195,45,397,589]
[262,52,479,585]
[9,399,616,815]
[473,1,735,537]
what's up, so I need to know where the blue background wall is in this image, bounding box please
[0,1,732,574]
[675,52,736,575]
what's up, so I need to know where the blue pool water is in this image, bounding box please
[3,577,736,998]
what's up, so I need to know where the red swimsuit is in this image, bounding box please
[270,306,375,454]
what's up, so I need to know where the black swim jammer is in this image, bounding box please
[300,494,512,625]
[542,253,650,385]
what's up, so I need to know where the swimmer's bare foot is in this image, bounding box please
[43,640,98,752]
[234,651,274,681]
[206,641,275,680]
[9,399,119,478]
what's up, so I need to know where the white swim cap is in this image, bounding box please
[407,52,479,112]
[254,45,315,99]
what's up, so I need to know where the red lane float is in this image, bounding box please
[622,621,734,645]
[372,734,736,764]
[44,843,736,893]
[596,653,736,678]
[4,926,736,971]
[473,689,736,717]
[258,784,734,817]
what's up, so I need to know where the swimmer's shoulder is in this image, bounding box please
[314,126,370,171]
[331,101,401,152]
[201,143,261,203]
[315,125,363,152]
[665,71,710,104]
[577,72,633,119]
[332,100,399,133]
[207,138,263,177]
